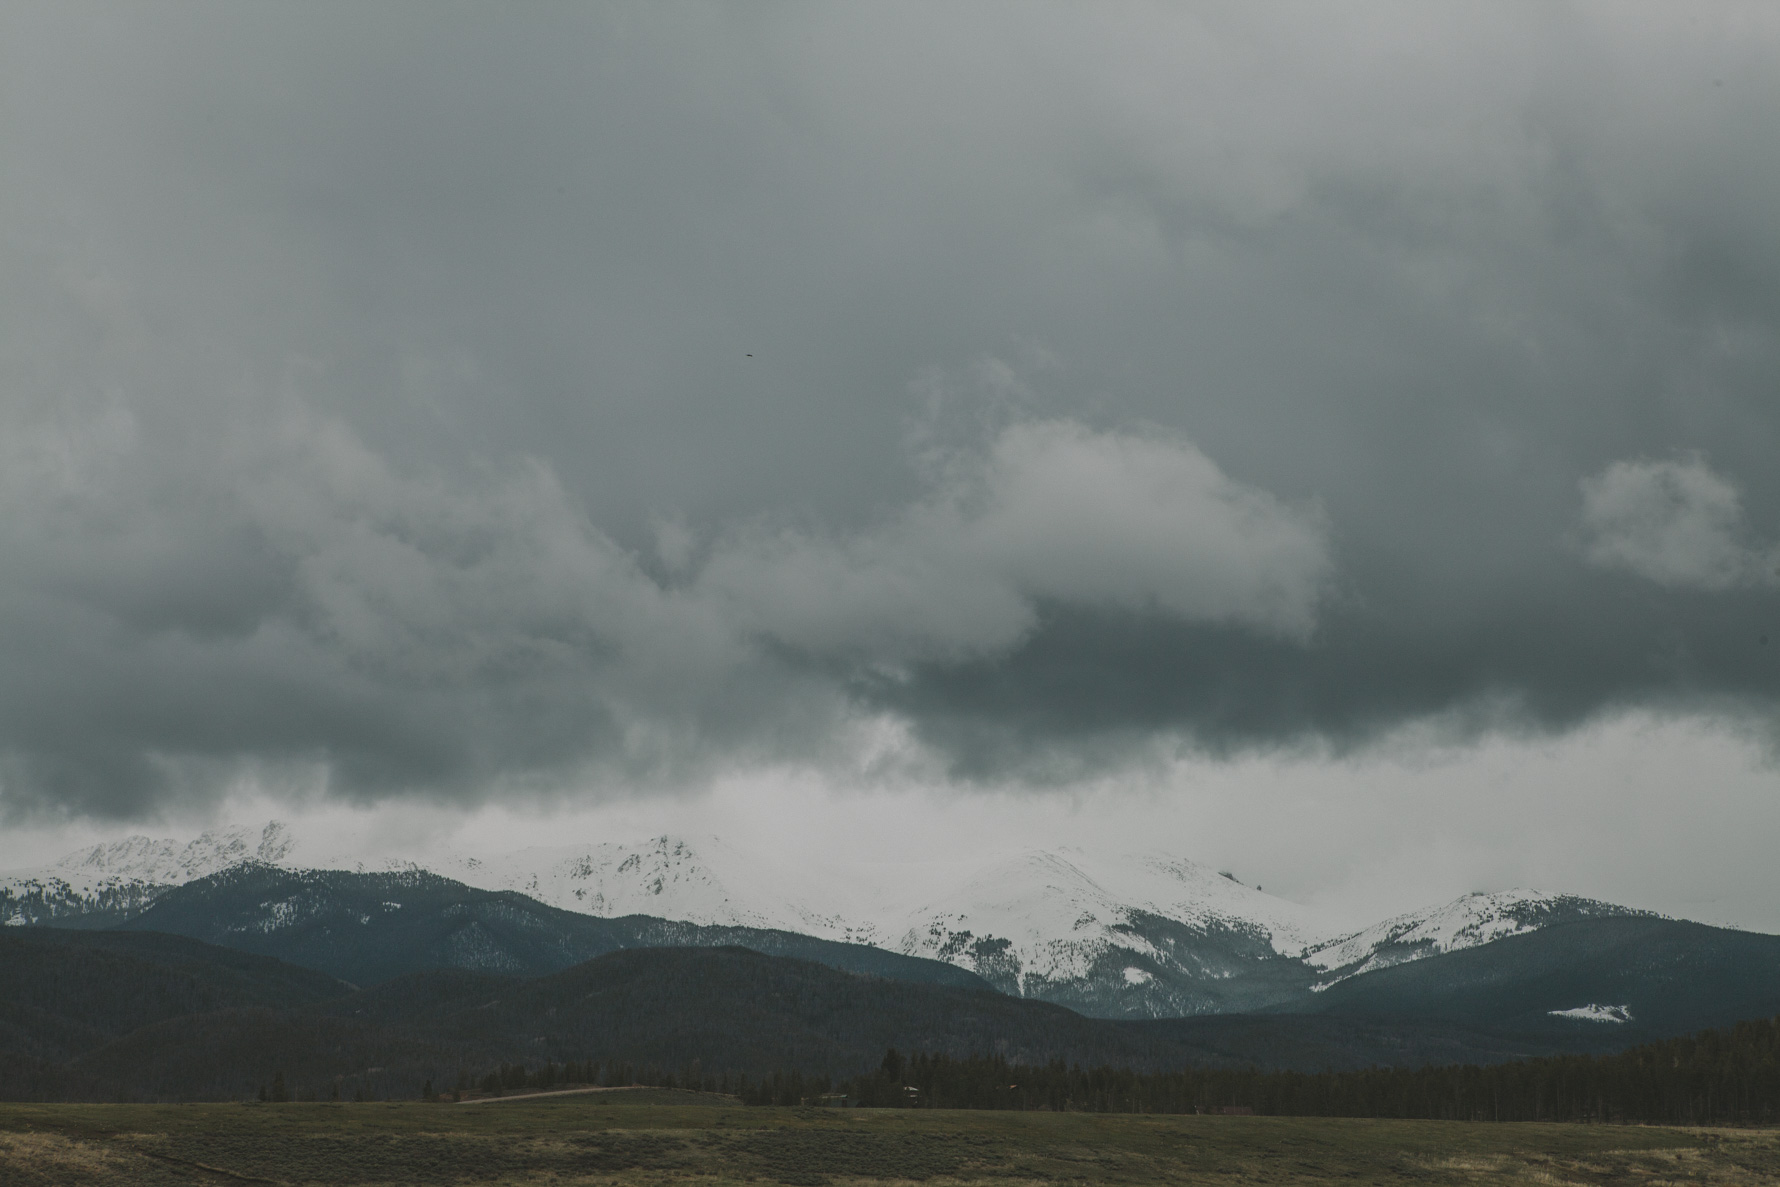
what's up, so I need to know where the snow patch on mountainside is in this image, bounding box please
[1550,1003,1633,1023]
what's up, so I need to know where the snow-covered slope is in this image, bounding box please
[888,849,1335,1004]
[423,835,1338,967]
[1302,890,1656,987]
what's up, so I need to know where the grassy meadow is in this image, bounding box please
[3,1088,1778,1185]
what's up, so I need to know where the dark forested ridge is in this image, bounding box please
[0,929,348,1054]
[0,928,1707,1105]
[115,865,992,991]
[0,929,353,1100]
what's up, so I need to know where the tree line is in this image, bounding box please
[446,1015,1780,1125]
[819,1017,1780,1124]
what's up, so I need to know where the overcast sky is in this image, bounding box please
[2,3,1777,927]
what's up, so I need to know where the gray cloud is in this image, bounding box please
[1,2,1778,816]
[704,416,1330,663]
[1580,456,1779,590]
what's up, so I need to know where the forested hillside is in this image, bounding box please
[1306,916,1780,1041]
[2,931,1577,1102]
[0,929,351,1099]
[9,925,1780,1113]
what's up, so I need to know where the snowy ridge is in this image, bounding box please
[1303,889,1656,986]
[889,849,1335,994]
[0,822,299,927]
[425,835,873,942]
[409,836,1348,1011]
[426,838,1344,991]
[38,823,297,891]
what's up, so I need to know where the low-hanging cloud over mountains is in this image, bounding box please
[1,2,1777,817]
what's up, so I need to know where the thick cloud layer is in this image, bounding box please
[1,3,1777,816]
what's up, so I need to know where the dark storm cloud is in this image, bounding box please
[1,2,1778,815]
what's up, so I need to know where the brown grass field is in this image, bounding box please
[3,1088,1778,1185]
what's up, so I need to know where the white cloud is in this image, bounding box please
[702,419,1331,663]
[1579,456,1779,590]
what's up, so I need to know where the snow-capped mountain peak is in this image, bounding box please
[885,847,1343,1006]
[423,833,877,943]
[1,821,300,928]
[1303,888,1656,985]
[1078,850,1335,954]
[432,834,759,926]
[45,822,296,890]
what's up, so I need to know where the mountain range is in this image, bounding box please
[7,820,1772,1051]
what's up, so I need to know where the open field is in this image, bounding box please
[3,1090,1779,1186]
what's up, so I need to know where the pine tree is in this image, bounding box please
[881,1048,904,1082]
